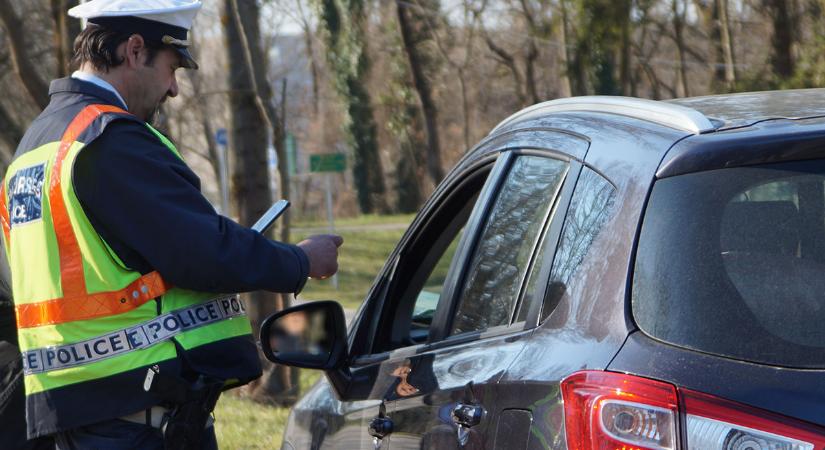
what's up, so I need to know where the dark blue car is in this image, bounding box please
[262,91,825,449]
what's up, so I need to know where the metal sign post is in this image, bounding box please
[216,128,229,215]
[324,173,338,289]
[310,153,346,290]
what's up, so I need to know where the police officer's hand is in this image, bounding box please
[297,234,344,279]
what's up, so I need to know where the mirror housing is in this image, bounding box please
[259,300,348,371]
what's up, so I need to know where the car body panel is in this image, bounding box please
[608,331,825,429]
[668,88,825,130]
[382,328,532,448]
[490,113,684,449]
[282,90,825,449]
[658,117,825,178]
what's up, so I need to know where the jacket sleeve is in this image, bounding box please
[73,120,309,294]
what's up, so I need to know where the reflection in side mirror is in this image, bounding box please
[259,300,347,371]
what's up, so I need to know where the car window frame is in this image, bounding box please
[430,150,584,347]
[348,154,501,362]
[350,130,590,364]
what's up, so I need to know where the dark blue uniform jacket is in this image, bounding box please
[6,77,309,437]
[16,77,309,294]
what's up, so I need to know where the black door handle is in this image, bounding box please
[451,402,485,428]
[451,403,486,447]
[368,416,394,440]
[368,400,393,449]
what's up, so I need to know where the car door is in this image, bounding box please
[343,131,589,449]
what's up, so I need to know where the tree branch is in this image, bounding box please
[0,0,49,109]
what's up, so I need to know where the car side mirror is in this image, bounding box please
[259,300,348,371]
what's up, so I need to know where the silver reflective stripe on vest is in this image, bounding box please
[21,295,247,375]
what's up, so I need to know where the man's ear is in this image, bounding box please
[123,34,146,68]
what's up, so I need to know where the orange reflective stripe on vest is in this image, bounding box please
[16,271,171,329]
[0,183,9,245]
[50,105,126,298]
[13,104,173,328]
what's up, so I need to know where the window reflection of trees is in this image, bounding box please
[543,168,617,321]
[451,156,567,335]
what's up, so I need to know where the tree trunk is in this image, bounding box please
[50,0,80,77]
[619,0,632,95]
[763,0,795,79]
[555,0,572,97]
[524,41,540,104]
[572,0,630,95]
[0,102,21,169]
[185,69,221,184]
[0,0,49,109]
[297,1,321,116]
[672,0,690,97]
[518,0,543,104]
[560,0,585,96]
[223,0,297,405]
[318,0,387,214]
[718,0,737,90]
[396,1,445,187]
[484,34,527,105]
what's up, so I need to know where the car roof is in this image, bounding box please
[492,89,825,137]
[667,88,825,130]
[485,90,825,178]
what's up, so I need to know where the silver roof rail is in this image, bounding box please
[490,96,717,135]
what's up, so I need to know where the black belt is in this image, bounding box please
[142,366,223,449]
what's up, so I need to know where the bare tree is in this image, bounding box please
[49,0,79,77]
[671,0,690,96]
[718,0,737,90]
[762,0,796,80]
[397,0,445,186]
[317,0,388,214]
[568,0,632,95]
[223,0,297,405]
[0,0,50,109]
[694,0,737,91]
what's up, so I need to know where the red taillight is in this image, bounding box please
[561,371,678,449]
[561,371,825,450]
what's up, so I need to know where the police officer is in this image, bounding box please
[1,0,342,448]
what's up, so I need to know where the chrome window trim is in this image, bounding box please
[491,96,717,135]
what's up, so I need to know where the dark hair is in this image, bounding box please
[71,24,163,72]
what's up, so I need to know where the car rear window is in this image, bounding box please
[633,159,825,368]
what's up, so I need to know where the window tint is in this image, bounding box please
[409,226,466,339]
[450,156,568,335]
[540,167,617,322]
[371,164,490,354]
[633,160,825,368]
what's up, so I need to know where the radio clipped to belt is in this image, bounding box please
[143,365,224,450]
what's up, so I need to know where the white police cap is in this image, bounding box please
[68,0,203,69]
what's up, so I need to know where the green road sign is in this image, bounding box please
[309,153,346,173]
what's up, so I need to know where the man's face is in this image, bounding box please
[132,46,181,121]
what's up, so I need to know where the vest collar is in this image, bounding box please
[48,77,128,111]
[71,71,128,110]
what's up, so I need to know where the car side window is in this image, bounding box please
[370,164,491,354]
[449,155,568,336]
[541,167,617,322]
[409,226,465,337]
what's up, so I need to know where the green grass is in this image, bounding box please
[292,213,416,229]
[294,220,412,311]
[214,371,322,449]
[215,214,413,448]
[214,394,290,449]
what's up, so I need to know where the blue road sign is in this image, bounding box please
[216,128,228,146]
